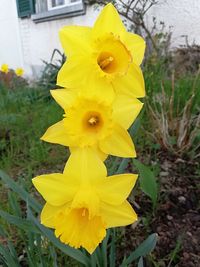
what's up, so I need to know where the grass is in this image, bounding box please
[0,85,68,175]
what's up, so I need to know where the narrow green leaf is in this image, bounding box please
[8,191,22,217]
[0,224,7,237]
[133,159,157,206]
[0,245,20,267]
[116,158,129,174]
[129,118,141,137]
[49,246,58,267]
[0,210,40,233]
[120,233,158,266]
[109,229,116,267]
[0,170,41,213]
[28,208,90,266]
[7,241,19,263]
[138,257,144,267]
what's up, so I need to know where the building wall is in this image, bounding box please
[146,0,200,47]
[0,0,23,70]
[0,0,200,78]
[18,6,97,78]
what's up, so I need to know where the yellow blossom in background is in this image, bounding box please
[32,148,138,253]
[15,67,24,77]
[57,3,145,101]
[1,64,9,73]
[41,89,143,158]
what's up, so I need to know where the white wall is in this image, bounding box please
[0,0,23,69]
[0,0,200,78]
[146,0,200,47]
[18,6,97,78]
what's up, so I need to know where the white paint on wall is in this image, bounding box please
[18,6,98,78]
[0,0,200,78]
[146,0,200,47]
[0,0,23,70]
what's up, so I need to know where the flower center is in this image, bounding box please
[84,112,102,132]
[88,116,99,126]
[97,36,132,75]
[98,53,114,72]
[81,207,88,217]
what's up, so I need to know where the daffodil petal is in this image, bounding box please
[50,89,76,111]
[114,64,145,98]
[64,147,107,182]
[97,174,138,205]
[41,203,65,228]
[92,3,126,38]
[32,174,78,206]
[41,120,72,146]
[59,25,92,56]
[99,124,136,158]
[123,32,146,65]
[57,58,92,88]
[113,95,143,129]
[101,201,137,228]
[82,74,115,104]
[70,145,108,161]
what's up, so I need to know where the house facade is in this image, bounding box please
[0,0,200,79]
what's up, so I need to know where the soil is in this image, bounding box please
[121,152,200,267]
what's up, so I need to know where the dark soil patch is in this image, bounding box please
[120,152,200,266]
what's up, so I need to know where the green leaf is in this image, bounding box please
[120,233,158,266]
[8,191,22,217]
[0,170,41,213]
[101,229,110,267]
[28,207,90,266]
[116,158,129,174]
[0,244,21,267]
[138,257,144,267]
[109,229,116,267]
[133,159,157,207]
[129,118,141,137]
[0,210,39,233]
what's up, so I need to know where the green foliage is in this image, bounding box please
[0,84,67,173]
[133,159,158,208]
[144,69,200,157]
[120,233,158,267]
[39,49,66,89]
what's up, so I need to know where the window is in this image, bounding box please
[47,0,82,10]
[32,0,85,23]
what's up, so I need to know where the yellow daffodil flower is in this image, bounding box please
[57,3,145,101]
[1,64,9,74]
[32,148,138,254]
[41,89,143,158]
[15,67,24,77]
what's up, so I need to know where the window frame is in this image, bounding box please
[31,0,85,23]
